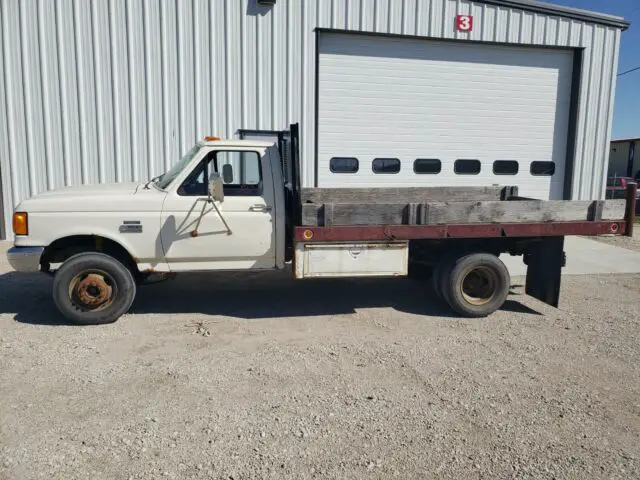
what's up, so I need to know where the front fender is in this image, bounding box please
[15,212,169,272]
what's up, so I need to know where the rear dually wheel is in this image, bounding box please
[440,253,510,318]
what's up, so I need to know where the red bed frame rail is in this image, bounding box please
[294,221,626,242]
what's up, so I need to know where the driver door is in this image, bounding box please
[160,147,276,271]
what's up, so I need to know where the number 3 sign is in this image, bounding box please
[456,15,473,32]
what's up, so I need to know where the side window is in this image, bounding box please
[330,157,359,173]
[372,158,401,174]
[178,150,262,196]
[493,160,519,175]
[530,161,555,176]
[178,161,209,196]
[216,151,262,188]
[454,159,481,175]
[413,159,441,174]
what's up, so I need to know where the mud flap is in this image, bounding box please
[525,236,565,308]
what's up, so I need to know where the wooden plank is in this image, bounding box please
[304,203,421,226]
[426,200,626,224]
[301,204,323,226]
[419,204,430,224]
[331,204,408,226]
[602,199,627,220]
[301,199,628,226]
[303,203,415,226]
[408,203,430,224]
[324,203,335,227]
[300,186,508,204]
[407,203,419,225]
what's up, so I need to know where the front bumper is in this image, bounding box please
[6,246,44,272]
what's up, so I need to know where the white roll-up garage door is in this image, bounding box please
[316,33,574,200]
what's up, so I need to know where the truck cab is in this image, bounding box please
[10,138,290,274]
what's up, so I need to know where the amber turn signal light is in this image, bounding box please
[12,212,28,236]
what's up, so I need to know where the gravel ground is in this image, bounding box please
[1,245,639,479]
[587,229,640,252]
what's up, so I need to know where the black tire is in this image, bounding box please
[441,253,510,318]
[431,254,456,301]
[53,252,137,325]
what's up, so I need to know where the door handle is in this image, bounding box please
[249,204,272,212]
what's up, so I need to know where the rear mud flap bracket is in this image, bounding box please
[525,236,565,308]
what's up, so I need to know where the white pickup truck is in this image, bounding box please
[7,124,636,325]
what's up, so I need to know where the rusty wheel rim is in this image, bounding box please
[68,270,117,312]
[461,266,498,306]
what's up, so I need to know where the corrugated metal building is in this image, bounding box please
[608,138,639,179]
[0,0,629,239]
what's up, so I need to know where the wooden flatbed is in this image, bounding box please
[300,185,629,229]
[291,182,637,314]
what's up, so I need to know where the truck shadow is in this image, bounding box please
[0,269,542,326]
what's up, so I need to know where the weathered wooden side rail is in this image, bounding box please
[301,199,628,227]
[300,185,517,204]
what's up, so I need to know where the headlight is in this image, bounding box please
[12,212,28,236]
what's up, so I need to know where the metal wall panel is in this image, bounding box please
[0,0,10,239]
[0,0,624,237]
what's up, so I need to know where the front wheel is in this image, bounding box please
[52,252,137,325]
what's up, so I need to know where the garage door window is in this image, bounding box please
[330,157,359,173]
[414,159,441,174]
[493,160,519,175]
[372,158,401,174]
[454,159,481,175]
[530,161,556,176]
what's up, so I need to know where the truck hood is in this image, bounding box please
[17,182,167,213]
[32,182,141,198]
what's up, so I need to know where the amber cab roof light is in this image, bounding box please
[203,136,223,142]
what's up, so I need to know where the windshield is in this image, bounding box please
[156,145,202,190]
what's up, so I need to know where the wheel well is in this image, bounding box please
[409,237,532,266]
[409,238,503,265]
[41,235,139,275]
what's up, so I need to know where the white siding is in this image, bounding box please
[0,0,625,237]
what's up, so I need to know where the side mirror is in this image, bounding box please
[222,164,234,184]
[208,172,224,203]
